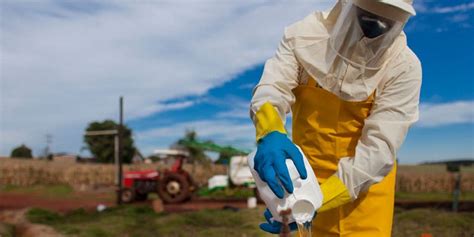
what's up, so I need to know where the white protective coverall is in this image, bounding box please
[250,0,422,227]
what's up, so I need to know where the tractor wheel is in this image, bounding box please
[157,173,190,204]
[121,188,135,203]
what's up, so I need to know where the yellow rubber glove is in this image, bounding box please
[319,175,352,212]
[255,102,287,141]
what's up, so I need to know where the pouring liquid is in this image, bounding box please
[290,192,314,237]
[297,221,312,237]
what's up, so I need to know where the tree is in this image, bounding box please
[84,120,136,163]
[174,129,248,165]
[11,144,33,159]
[175,129,209,165]
[215,152,232,165]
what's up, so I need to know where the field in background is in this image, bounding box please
[398,164,474,173]
[396,164,474,193]
[396,191,474,202]
[0,158,226,191]
[1,158,473,193]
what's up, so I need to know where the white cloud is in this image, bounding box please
[450,14,470,23]
[217,108,250,119]
[413,0,429,13]
[417,101,474,127]
[216,99,250,119]
[432,2,474,14]
[0,0,335,155]
[409,2,474,32]
[238,83,257,90]
[129,101,195,119]
[415,2,474,14]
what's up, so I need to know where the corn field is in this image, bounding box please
[396,172,474,192]
[396,164,474,192]
[0,158,226,191]
[1,158,473,192]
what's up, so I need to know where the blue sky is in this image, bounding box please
[1,0,473,163]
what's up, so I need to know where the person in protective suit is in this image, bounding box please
[251,0,421,236]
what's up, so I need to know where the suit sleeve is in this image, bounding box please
[336,53,422,199]
[250,30,300,140]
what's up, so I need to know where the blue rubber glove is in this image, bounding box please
[254,131,307,198]
[259,209,298,234]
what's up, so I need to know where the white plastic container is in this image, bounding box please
[229,155,255,186]
[248,145,322,224]
[247,197,257,209]
[208,175,229,189]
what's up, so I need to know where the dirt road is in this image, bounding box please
[0,192,248,213]
[3,191,472,214]
[0,192,115,213]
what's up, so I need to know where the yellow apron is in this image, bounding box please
[292,78,397,237]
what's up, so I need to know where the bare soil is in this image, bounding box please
[0,192,115,213]
[0,191,248,214]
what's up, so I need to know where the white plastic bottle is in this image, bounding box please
[248,145,322,224]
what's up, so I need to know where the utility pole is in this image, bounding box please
[84,96,125,206]
[117,96,124,205]
[44,134,52,158]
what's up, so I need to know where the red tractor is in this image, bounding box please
[121,155,196,204]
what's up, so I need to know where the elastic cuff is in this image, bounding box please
[255,102,286,141]
[319,175,352,212]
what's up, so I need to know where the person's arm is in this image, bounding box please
[251,29,300,140]
[250,28,309,199]
[319,52,422,212]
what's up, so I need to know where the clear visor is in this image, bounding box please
[329,3,406,69]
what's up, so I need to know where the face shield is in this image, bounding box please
[328,1,410,70]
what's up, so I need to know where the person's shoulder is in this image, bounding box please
[283,11,329,40]
[378,34,422,90]
[398,45,422,78]
[398,39,420,65]
[389,33,422,74]
[384,44,422,89]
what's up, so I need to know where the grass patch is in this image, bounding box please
[26,205,269,237]
[396,192,474,202]
[0,184,73,198]
[26,205,474,237]
[393,208,474,237]
[197,187,255,199]
[0,222,15,237]
[27,208,63,224]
